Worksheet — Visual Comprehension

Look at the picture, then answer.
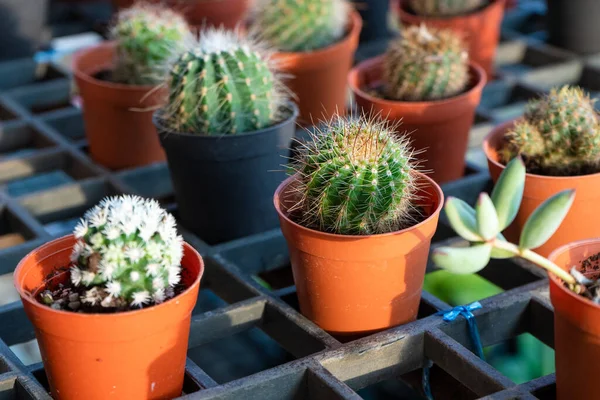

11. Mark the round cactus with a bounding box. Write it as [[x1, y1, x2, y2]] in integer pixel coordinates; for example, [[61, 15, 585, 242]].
[[250, 0, 349, 52], [408, 0, 487, 17], [161, 28, 289, 135], [289, 115, 419, 235], [383, 24, 469, 101], [111, 3, 191, 85], [501, 85, 600, 175], [69, 195, 184, 309]]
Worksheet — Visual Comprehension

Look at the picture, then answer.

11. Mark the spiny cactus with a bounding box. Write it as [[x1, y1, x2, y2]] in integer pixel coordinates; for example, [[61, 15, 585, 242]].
[[161, 28, 289, 135], [69, 195, 184, 309], [408, 0, 487, 17], [250, 0, 350, 52], [383, 24, 469, 101], [111, 3, 191, 85], [500, 85, 600, 176], [289, 115, 419, 235]]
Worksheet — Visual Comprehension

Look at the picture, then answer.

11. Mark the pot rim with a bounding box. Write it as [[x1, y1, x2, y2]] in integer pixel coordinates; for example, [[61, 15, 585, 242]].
[[274, 171, 444, 239], [392, 0, 505, 21], [13, 234, 204, 319]]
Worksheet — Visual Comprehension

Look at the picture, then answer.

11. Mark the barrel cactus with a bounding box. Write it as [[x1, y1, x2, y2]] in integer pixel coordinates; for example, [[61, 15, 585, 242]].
[[250, 0, 350, 52], [500, 85, 600, 176], [289, 115, 419, 235], [408, 0, 487, 17], [383, 24, 469, 101], [111, 3, 191, 85]]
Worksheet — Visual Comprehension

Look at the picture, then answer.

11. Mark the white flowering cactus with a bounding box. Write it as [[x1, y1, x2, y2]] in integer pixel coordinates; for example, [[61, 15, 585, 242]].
[[70, 195, 184, 308]]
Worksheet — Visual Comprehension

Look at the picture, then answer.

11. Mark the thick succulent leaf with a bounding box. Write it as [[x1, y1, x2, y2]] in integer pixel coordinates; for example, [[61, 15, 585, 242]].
[[491, 157, 526, 231], [489, 233, 514, 259], [432, 244, 492, 274], [519, 189, 575, 250], [444, 197, 481, 242], [476, 193, 499, 241]]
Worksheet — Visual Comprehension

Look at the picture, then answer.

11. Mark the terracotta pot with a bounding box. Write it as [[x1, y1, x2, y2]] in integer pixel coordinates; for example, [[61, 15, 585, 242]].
[[111, 0, 249, 29], [348, 56, 486, 184], [274, 172, 443, 336], [272, 10, 362, 126], [392, 0, 505, 78], [14, 235, 203, 400], [483, 120, 600, 257], [73, 42, 166, 170], [549, 239, 600, 400]]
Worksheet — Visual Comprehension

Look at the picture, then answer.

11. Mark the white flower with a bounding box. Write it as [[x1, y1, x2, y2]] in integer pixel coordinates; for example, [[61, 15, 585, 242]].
[[73, 219, 88, 239], [99, 261, 117, 280], [70, 241, 85, 263], [139, 222, 157, 243], [101, 296, 113, 308], [83, 287, 101, 305], [70, 266, 82, 286], [90, 232, 104, 249], [105, 281, 122, 297], [153, 288, 166, 303], [82, 271, 96, 285], [89, 208, 108, 228], [131, 291, 150, 307], [167, 265, 181, 286], [158, 214, 177, 241], [120, 219, 138, 236], [146, 263, 161, 276], [146, 241, 163, 261], [103, 224, 122, 241], [125, 244, 144, 263], [104, 243, 124, 263], [130, 271, 141, 282], [152, 277, 164, 290]]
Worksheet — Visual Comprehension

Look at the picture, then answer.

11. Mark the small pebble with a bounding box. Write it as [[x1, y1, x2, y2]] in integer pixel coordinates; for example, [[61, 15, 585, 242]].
[[50, 303, 62, 310], [69, 293, 79, 302], [68, 301, 81, 310]]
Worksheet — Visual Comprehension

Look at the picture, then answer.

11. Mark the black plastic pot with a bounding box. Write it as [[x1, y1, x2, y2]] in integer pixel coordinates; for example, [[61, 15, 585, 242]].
[[547, 0, 600, 54], [0, 0, 49, 61], [352, 0, 390, 42], [155, 103, 299, 244]]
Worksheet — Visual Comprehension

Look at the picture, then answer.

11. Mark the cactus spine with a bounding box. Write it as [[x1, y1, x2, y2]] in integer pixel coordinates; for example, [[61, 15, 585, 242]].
[[408, 0, 487, 17]]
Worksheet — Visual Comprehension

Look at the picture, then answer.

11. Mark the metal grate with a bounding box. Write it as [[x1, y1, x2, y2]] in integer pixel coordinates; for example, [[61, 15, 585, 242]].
[[0, 1, 598, 398]]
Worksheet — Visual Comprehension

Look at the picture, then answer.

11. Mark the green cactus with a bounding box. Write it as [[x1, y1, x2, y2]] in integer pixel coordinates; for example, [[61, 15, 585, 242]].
[[289, 115, 419, 235], [161, 28, 289, 135], [111, 3, 191, 85], [383, 24, 469, 101], [501, 86, 600, 176], [408, 0, 487, 17], [69, 195, 184, 309], [250, 0, 350, 52]]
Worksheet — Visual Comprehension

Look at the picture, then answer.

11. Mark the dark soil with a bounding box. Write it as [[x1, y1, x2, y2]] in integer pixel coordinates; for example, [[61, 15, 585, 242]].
[[580, 252, 600, 279], [93, 69, 115, 83]]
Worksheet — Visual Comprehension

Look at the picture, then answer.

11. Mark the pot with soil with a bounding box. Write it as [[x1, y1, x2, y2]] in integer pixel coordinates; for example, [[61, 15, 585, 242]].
[[14, 195, 204, 400], [483, 85, 600, 257], [349, 24, 485, 184], [392, 0, 505, 78], [73, 4, 192, 170], [546, 0, 600, 54], [154, 28, 298, 244], [247, 0, 362, 126], [274, 114, 443, 336]]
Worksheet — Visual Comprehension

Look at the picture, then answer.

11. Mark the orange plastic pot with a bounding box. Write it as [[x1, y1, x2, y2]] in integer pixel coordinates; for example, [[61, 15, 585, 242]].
[[549, 239, 600, 400], [14, 235, 204, 400], [392, 0, 505, 78], [483, 120, 600, 257], [73, 42, 166, 170], [271, 10, 362, 126], [348, 56, 486, 184], [274, 173, 443, 336]]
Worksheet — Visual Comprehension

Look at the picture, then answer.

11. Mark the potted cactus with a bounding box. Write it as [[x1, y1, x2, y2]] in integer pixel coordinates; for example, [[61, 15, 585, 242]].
[[73, 3, 191, 170], [13, 195, 204, 399], [247, 0, 362, 126], [274, 114, 443, 336], [348, 24, 486, 184], [483, 85, 600, 257], [153, 28, 299, 244], [392, 0, 505, 78]]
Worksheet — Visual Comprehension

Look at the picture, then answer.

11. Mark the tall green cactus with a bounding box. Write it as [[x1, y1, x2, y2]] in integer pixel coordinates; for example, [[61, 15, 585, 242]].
[[408, 0, 487, 17], [250, 0, 350, 52], [383, 24, 469, 101], [289, 115, 419, 235]]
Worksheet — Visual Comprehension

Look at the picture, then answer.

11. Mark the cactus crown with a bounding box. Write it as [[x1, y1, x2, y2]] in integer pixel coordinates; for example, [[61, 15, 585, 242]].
[[408, 0, 487, 17], [288, 114, 419, 235], [383, 24, 469, 101], [501, 85, 600, 176], [110, 3, 191, 85], [250, 0, 350, 52], [159, 28, 290, 135], [69, 195, 184, 309]]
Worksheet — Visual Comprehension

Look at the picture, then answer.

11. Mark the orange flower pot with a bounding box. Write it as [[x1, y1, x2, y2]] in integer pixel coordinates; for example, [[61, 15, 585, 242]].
[[272, 10, 362, 126], [348, 56, 486, 185], [392, 0, 505, 78], [73, 42, 166, 170], [549, 239, 600, 400], [274, 173, 443, 336], [13, 235, 204, 400], [483, 120, 600, 257]]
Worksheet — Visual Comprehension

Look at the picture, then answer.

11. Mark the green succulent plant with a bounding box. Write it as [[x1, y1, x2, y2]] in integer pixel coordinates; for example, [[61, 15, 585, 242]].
[[383, 24, 469, 101], [408, 0, 487, 17], [250, 0, 350, 52], [288, 114, 419, 235], [111, 3, 192, 85]]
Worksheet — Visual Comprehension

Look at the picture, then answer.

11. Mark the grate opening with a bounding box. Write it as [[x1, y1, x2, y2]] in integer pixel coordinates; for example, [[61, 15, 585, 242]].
[[0, 106, 17, 122], [0, 124, 56, 160], [40, 109, 85, 143], [0, 60, 66, 91]]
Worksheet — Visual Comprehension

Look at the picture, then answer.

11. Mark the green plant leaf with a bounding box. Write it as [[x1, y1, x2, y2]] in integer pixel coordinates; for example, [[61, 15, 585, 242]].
[[491, 157, 526, 231], [519, 189, 575, 250], [444, 197, 481, 242], [432, 244, 492, 274], [490, 233, 514, 259], [476, 193, 499, 240]]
